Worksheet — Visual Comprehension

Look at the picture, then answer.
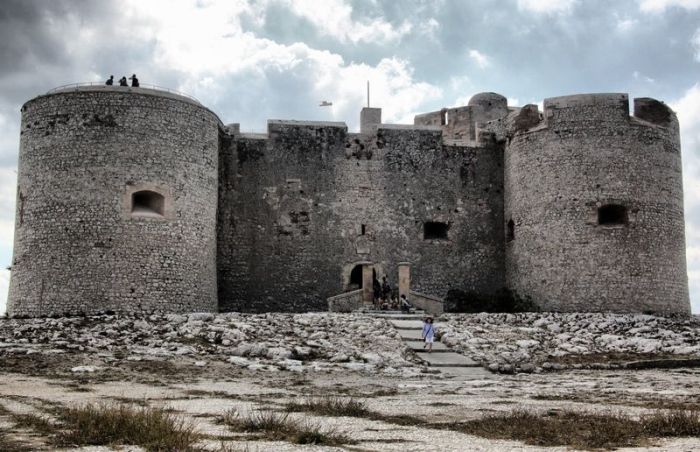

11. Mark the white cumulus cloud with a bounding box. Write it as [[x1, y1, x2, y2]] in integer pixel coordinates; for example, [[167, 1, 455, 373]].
[[0, 167, 16, 315], [468, 49, 491, 69], [517, 0, 577, 14], [0, 269, 8, 315], [672, 84, 700, 312], [639, 0, 700, 12], [118, 0, 439, 129], [284, 0, 413, 44], [616, 18, 639, 32], [693, 28, 700, 61]]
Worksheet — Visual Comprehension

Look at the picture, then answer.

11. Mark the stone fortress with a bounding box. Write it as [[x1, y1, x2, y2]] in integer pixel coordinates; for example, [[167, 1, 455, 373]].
[[6, 85, 691, 316]]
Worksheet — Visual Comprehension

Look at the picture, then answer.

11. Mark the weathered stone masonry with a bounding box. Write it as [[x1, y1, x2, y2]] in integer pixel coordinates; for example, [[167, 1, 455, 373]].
[[6, 86, 691, 316], [8, 87, 219, 316]]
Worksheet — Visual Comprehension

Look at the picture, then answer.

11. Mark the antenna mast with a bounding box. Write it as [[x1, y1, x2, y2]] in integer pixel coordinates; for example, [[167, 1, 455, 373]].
[[367, 80, 370, 108]]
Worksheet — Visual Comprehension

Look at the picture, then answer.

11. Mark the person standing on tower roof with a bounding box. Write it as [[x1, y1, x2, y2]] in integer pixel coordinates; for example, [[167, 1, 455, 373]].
[[119, 76, 128, 87], [129, 74, 139, 87], [105, 75, 114, 86]]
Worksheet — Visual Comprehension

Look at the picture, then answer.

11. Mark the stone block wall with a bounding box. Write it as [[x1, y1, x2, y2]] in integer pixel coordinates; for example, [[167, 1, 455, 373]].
[[6, 88, 691, 316], [504, 93, 689, 314], [217, 118, 505, 312], [7, 87, 220, 316]]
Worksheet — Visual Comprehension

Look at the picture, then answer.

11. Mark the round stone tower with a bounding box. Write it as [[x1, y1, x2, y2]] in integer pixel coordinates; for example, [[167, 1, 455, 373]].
[[7, 86, 221, 316], [504, 93, 690, 314], [468, 92, 509, 122]]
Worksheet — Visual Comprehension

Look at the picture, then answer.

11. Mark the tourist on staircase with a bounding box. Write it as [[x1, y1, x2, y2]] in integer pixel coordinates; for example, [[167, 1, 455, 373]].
[[422, 316, 435, 353], [373, 276, 382, 308], [400, 294, 412, 313]]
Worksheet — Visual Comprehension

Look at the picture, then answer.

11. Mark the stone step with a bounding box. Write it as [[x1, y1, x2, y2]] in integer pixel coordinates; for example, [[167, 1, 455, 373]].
[[415, 351, 481, 368], [396, 329, 425, 340], [371, 314, 427, 321], [364, 309, 425, 313], [365, 309, 425, 315], [404, 340, 450, 352], [389, 320, 445, 331], [388, 319, 424, 329], [438, 366, 493, 379]]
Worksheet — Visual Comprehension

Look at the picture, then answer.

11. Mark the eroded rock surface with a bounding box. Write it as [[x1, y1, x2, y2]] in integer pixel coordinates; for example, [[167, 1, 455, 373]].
[[439, 313, 700, 373]]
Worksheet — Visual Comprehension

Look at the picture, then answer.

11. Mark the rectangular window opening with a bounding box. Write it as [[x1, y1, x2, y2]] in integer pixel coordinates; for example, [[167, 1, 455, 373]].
[[506, 219, 514, 242], [598, 204, 628, 226], [361, 224, 366, 235], [424, 221, 449, 240]]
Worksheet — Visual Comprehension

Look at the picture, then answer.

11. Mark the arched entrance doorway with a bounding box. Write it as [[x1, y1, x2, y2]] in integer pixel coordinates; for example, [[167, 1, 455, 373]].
[[348, 264, 376, 290]]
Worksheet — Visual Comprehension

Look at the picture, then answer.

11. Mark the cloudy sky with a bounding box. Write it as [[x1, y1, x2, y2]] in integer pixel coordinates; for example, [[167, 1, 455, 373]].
[[1, 0, 700, 313]]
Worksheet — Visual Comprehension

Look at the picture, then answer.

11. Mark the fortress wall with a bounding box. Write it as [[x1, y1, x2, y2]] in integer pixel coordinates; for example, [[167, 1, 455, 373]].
[[414, 110, 445, 127], [504, 94, 689, 314], [374, 128, 505, 299], [218, 122, 505, 312], [7, 89, 220, 316], [217, 122, 348, 312]]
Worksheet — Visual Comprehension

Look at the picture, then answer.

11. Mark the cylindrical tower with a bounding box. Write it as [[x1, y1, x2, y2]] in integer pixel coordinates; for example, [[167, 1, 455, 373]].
[[505, 93, 690, 314], [7, 86, 221, 316]]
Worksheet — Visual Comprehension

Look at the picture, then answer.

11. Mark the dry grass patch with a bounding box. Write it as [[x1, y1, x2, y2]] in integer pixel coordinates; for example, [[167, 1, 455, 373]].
[[184, 389, 239, 400], [220, 409, 353, 446], [0, 430, 31, 452], [285, 397, 371, 417], [641, 409, 700, 437], [532, 392, 700, 411], [11, 413, 57, 436], [285, 396, 425, 426], [365, 388, 399, 398], [53, 402, 201, 451], [449, 409, 700, 450]]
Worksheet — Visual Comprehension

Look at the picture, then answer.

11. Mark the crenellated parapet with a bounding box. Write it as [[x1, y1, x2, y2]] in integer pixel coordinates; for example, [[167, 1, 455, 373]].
[[493, 93, 678, 136], [414, 92, 511, 143]]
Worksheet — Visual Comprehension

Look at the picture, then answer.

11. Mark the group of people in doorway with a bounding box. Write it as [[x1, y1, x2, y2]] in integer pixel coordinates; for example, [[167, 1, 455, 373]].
[[372, 275, 435, 351], [105, 74, 139, 87], [371, 275, 434, 352], [373, 276, 412, 312]]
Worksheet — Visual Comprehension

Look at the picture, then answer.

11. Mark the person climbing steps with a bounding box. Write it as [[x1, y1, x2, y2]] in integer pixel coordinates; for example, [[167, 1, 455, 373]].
[[422, 316, 435, 353]]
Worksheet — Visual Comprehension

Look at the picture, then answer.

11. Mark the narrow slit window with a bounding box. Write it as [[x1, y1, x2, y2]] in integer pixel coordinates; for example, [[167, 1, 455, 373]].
[[506, 219, 515, 242], [131, 190, 165, 218], [424, 221, 449, 240], [361, 224, 366, 235], [598, 204, 628, 226]]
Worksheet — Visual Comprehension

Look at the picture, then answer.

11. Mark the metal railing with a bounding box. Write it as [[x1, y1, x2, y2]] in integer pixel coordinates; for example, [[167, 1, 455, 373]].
[[46, 82, 202, 104]]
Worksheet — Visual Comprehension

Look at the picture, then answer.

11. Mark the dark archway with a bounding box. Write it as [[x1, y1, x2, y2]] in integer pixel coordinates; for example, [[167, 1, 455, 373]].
[[348, 264, 376, 290], [349, 265, 363, 288]]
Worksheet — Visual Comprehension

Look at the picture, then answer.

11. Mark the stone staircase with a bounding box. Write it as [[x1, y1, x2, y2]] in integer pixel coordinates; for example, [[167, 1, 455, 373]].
[[365, 310, 492, 379]]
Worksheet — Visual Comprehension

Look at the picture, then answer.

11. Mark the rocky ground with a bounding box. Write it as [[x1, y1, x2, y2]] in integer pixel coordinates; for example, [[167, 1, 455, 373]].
[[0, 312, 699, 450], [0, 313, 425, 380], [0, 312, 698, 378], [438, 312, 700, 373]]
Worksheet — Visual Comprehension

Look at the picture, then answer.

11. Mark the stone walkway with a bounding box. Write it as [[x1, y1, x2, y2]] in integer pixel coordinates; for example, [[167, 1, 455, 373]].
[[368, 311, 492, 379]]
